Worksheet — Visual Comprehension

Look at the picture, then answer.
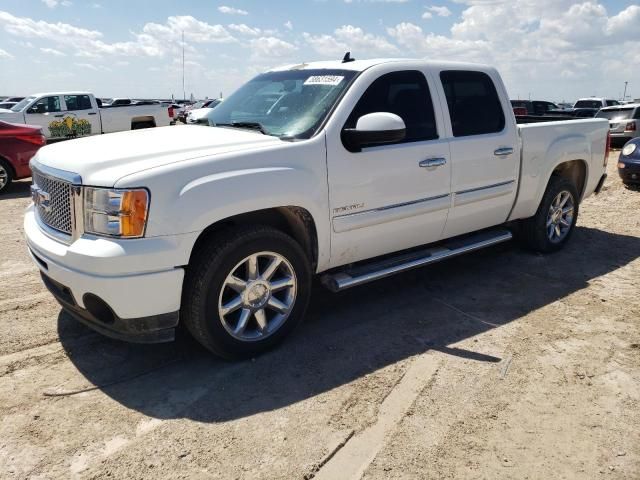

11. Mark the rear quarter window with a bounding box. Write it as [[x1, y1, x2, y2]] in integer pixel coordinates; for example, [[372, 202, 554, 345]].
[[440, 70, 505, 137]]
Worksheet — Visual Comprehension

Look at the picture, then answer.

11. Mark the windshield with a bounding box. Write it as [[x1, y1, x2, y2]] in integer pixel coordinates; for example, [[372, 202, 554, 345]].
[[11, 96, 36, 112], [596, 108, 635, 121], [574, 100, 602, 109], [205, 69, 358, 139]]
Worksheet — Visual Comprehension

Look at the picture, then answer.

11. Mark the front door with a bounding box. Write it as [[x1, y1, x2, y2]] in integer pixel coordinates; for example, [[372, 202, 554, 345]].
[[326, 69, 451, 267], [23, 95, 65, 139]]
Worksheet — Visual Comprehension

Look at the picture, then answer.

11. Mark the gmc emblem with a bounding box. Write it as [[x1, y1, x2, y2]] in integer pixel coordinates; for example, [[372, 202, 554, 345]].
[[30, 185, 52, 213]]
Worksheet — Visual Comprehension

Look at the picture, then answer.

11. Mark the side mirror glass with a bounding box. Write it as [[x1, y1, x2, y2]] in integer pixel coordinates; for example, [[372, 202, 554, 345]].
[[342, 112, 406, 152]]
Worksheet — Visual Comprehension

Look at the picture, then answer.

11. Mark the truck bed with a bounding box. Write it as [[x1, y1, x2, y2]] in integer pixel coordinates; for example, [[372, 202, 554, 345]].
[[509, 118, 609, 221]]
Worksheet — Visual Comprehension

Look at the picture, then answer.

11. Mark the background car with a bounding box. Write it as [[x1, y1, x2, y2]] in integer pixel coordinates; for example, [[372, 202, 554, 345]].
[[0, 102, 18, 110], [510, 100, 559, 116], [186, 98, 223, 124], [617, 139, 640, 186], [596, 104, 640, 147], [0, 121, 46, 194], [574, 98, 620, 109]]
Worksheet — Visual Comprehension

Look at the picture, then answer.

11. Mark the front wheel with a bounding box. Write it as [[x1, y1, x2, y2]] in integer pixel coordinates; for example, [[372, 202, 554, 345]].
[[519, 176, 579, 253], [181, 225, 312, 359]]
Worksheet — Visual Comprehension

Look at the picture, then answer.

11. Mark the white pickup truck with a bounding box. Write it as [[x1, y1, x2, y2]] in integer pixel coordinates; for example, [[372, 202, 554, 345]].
[[24, 59, 609, 358], [0, 92, 172, 140]]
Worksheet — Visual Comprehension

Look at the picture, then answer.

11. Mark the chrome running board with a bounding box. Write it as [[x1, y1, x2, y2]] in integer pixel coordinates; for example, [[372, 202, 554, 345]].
[[321, 228, 513, 292]]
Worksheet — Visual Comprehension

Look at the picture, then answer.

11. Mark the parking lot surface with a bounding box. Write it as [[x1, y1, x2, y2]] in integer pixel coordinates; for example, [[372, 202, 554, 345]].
[[0, 152, 638, 479]]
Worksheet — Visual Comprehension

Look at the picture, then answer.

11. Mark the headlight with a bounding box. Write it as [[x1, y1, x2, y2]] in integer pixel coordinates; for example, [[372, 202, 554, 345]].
[[622, 143, 637, 157], [84, 187, 149, 238]]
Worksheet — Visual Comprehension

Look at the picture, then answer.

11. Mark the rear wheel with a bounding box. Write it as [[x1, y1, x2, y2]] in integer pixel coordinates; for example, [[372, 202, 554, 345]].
[[519, 176, 579, 253], [131, 121, 155, 130], [0, 159, 13, 194], [181, 225, 312, 359]]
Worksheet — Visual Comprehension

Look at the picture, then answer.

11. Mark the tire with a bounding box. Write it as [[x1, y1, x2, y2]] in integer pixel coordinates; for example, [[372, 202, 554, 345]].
[[519, 175, 579, 253], [181, 225, 312, 359], [0, 159, 13, 194], [131, 121, 154, 130]]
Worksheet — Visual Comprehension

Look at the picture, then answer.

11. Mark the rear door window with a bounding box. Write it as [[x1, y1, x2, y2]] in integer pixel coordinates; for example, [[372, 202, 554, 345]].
[[64, 95, 93, 110], [440, 70, 505, 137]]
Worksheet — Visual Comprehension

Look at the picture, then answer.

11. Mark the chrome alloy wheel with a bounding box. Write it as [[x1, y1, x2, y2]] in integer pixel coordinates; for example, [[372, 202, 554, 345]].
[[218, 251, 297, 341], [546, 190, 574, 243], [0, 164, 7, 190]]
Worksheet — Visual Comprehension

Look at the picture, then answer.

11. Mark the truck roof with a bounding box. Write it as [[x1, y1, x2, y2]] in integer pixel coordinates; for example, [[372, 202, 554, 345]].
[[600, 103, 640, 110], [28, 91, 93, 97], [270, 58, 492, 73]]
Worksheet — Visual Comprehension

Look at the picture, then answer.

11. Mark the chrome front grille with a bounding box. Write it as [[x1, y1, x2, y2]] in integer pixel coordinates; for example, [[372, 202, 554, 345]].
[[32, 169, 73, 235]]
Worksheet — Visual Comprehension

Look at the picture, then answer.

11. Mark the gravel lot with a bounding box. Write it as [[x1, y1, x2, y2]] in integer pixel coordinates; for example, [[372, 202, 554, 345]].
[[0, 151, 638, 479]]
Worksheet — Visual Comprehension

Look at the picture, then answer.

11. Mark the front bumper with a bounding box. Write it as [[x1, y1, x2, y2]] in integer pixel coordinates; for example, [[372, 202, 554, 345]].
[[24, 207, 197, 342], [40, 271, 179, 343], [618, 161, 640, 184]]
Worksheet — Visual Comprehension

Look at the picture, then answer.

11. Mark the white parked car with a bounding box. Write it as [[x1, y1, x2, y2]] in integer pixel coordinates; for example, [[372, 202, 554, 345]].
[[595, 103, 640, 145], [0, 92, 172, 140], [573, 97, 620, 109], [24, 59, 609, 358], [186, 98, 223, 124]]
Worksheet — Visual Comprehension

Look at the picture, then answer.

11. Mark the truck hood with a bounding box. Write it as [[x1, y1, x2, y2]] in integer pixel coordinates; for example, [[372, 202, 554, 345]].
[[33, 125, 283, 186], [0, 110, 24, 121]]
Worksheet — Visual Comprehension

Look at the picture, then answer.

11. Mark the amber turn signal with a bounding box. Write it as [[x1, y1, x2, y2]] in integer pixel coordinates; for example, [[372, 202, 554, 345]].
[[121, 190, 149, 237]]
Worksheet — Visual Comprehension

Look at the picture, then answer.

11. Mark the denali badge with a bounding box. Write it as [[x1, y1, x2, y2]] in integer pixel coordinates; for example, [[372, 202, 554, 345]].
[[333, 203, 364, 214], [30, 185, 52, 213]]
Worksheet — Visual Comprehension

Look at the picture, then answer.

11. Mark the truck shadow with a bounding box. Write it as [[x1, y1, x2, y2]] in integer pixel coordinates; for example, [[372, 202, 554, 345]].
[[57, 225, 640, 422], [1, 179, 31, 200]]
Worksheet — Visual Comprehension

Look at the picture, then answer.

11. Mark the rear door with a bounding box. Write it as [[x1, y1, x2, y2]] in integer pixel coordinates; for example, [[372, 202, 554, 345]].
[[61, 94, 100, 137], [436, 69, 520, 238]]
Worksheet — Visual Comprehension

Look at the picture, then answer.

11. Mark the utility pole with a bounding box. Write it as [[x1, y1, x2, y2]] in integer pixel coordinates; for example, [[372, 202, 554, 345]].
[[182, 31, 186, 102], [623, 81, 628, 101]]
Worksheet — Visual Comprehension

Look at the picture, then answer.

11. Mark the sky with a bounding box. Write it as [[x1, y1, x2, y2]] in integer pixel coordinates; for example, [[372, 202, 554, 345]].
[[0, 0, 638, 102]]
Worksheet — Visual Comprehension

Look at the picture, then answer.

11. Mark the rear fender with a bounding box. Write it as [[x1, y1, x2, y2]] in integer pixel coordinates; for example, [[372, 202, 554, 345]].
[[509, 134, 590, 220]]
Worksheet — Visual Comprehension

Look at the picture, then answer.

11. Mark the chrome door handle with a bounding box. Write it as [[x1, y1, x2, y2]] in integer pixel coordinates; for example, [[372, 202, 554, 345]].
[[54, 114, 63, 118], [419, 158, 447, 168], [494, 147, 514, 156]]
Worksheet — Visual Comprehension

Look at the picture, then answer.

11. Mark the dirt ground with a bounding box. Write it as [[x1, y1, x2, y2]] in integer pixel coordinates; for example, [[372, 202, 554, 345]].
[[0, 151, 638, 480]]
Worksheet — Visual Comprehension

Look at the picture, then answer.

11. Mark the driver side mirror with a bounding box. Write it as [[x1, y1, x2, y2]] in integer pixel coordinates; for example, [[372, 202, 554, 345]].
[[341, 112, 406, 153], [28, 105, 45, 114]]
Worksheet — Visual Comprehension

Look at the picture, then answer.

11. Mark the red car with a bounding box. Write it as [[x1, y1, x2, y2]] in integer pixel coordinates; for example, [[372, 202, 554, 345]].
[[0, 121, 46, 194]]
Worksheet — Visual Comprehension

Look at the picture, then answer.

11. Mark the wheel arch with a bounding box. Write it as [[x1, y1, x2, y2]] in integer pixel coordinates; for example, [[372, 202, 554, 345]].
[[550, 158, 588, 200], [131, 116, 156, 128], [0, 155, 17, 178], [187, 206, 319, 271]]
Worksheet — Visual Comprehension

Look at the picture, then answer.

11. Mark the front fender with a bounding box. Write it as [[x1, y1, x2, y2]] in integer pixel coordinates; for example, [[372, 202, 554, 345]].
[[116, 136, 331, 270]]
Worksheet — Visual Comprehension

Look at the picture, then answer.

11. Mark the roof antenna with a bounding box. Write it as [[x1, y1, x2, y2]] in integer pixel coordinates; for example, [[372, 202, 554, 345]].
[[342, 51, 355, 63]]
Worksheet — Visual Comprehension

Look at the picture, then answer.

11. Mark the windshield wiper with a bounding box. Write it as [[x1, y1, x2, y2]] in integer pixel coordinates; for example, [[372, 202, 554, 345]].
[[213, 122, 269, 135]]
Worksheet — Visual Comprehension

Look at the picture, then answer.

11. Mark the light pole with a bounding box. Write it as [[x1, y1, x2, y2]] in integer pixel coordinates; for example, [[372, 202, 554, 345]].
[[182, 31, 186, 102], [623, 81, 628, 101]]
